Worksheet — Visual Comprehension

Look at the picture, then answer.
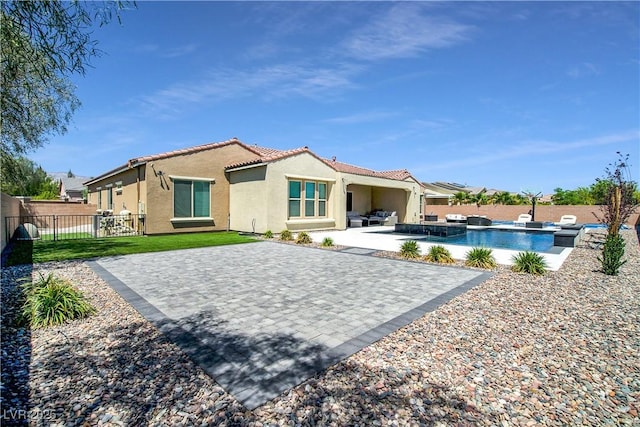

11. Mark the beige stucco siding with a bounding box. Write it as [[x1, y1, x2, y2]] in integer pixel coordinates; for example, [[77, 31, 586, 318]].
[[144, 143, 256, 234], [230, 153, 336, 233], [342, 174, 421, 225], [228, 166, 268, 233], [86, 167, 142, 214]]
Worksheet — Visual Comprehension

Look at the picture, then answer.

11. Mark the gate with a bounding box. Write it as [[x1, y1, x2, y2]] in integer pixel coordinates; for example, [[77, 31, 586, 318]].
[[5, 214, 146, 242]]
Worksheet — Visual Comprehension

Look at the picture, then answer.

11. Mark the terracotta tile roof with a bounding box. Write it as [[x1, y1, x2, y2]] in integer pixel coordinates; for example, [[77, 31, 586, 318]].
[[225, 146, 313, 169], [129, 137, 259, 166], [322, 158, 416, 182]]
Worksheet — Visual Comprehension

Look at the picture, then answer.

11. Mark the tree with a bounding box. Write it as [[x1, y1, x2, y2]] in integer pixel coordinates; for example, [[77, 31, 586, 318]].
[[0, 156, 60, 199], [493, 191, 515, 205], [594, 152, 638, 238], [452, 192, 468, 206], [594, 153, 638, 276], [1, 1, 134, 160]]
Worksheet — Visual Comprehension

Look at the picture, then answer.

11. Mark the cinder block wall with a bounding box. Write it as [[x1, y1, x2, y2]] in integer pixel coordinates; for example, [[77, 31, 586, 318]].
[[1, 193, 22, 251], [20, 200, 98, 217], [424, 204, 640, 226]]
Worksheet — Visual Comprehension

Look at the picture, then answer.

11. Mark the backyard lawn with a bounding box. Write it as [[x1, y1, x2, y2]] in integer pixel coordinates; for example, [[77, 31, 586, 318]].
[[3, 232, 257, 266]]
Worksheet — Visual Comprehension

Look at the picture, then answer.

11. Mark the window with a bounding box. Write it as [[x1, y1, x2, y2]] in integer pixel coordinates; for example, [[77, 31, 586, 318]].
[[288, 179, 328, 218], [318, 183, 327, 216], [174, 179, 210, 218], [288, 180, 301, 217], [305, 182, 315, 216], [97, 190, 102, 209], [107, 187, 113, 210]]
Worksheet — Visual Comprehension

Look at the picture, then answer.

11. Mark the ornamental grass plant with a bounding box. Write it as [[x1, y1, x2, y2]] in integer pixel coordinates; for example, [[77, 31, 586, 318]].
[[399, 240, 421, 259], [465, 247, 497, 269], [423, 245, 455, 264], [511, 251, 548, 275], [20, 273, 96, 329]]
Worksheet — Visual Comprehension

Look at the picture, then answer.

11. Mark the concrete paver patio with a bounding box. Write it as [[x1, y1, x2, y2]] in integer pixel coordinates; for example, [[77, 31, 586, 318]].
[[89, 241, 491, 409]]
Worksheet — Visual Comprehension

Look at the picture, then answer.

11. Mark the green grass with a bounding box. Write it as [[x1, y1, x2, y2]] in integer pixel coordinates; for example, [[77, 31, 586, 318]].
[[39, 232, 94, 241], [5, 232, 257, 265]]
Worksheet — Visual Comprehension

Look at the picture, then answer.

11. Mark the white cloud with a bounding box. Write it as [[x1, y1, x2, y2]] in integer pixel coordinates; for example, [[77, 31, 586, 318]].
[[322, 111, 399, 124], [422, 130, 640, 172], [342, 4, 473, 61], [567, 62, 601, 78], [136, 63, 361, 117]]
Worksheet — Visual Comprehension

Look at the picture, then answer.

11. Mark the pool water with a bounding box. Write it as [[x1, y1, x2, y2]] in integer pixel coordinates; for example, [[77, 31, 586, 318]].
[[409, 229, 555, 252]]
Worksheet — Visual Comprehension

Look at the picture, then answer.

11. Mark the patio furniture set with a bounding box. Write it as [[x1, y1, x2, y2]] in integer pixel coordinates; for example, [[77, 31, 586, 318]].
[[347, 210, 398, 227]]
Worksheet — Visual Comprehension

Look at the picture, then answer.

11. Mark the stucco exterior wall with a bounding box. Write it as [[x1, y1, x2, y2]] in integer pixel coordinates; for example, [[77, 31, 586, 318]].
[[229, 166, 268, 233], [144, 143, 255, 234], [1, 193, 22, 251], [229, 153, 337, 233], [86, 167, 142, 214], [343, 175, 421, 224]]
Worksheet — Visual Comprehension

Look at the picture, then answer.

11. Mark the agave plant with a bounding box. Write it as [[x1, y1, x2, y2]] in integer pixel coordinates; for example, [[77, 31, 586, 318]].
[[399, 240, 421, 259], [465, 247, 496, 269], [512, 251, 547, 275], [424, 245, 455, 264]]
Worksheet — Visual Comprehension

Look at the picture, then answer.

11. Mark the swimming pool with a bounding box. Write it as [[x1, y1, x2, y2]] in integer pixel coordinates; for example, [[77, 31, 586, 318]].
[[405, 229, 556, 253]]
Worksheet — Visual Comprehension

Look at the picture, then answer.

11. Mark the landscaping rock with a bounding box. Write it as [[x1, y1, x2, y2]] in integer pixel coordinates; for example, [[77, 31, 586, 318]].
[[1, 230, 638, 426]]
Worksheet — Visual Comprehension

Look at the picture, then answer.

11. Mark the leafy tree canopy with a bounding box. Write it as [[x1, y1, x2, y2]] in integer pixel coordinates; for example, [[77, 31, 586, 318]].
[[1, 155, 59, 199], [0, 0, 134, 159]]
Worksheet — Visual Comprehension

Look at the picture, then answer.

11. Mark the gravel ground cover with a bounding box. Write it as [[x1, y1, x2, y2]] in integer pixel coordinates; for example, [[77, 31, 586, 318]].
[[1, 230, 638, 426]]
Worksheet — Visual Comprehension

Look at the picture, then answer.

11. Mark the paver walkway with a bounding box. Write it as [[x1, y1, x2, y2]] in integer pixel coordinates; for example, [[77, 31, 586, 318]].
[[89, 241, 491, 409]]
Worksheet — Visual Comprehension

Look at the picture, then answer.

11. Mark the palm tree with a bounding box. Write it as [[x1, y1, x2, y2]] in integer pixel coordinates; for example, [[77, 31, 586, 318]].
[[452, 191, 468, 205], [493, 191, 514, 205]]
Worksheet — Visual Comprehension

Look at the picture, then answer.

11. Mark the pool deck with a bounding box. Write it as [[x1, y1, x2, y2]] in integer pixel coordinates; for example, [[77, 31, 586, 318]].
[[309, 225, 574, 271]]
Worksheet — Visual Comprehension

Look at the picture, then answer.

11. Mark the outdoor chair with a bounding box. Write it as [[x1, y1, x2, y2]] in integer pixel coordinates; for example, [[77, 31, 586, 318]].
[[554, 214, 577, 226], [514, 214, 532, 226]]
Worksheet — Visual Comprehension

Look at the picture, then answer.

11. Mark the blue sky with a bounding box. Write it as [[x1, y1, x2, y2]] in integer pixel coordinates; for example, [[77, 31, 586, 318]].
[[34, 1, 639, 193]]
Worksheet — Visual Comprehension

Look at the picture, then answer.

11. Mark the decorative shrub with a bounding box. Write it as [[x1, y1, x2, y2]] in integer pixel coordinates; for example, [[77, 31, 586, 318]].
[[20, 273, 96, 328], [279, 229, 293, 241], [599, 233, 626, 276], [263, 230, 273, 239], [465, 247, 497, 269], [399, 240, 421, 259], [424, 245, 455, 264], [511, 251, 547, 275], [321, 237, 334, 247], [295, 231, 312, 244]]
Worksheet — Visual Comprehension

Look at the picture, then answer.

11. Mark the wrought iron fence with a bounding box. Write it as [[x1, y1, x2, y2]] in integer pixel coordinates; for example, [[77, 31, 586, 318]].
[[5, 214, 146, 242]]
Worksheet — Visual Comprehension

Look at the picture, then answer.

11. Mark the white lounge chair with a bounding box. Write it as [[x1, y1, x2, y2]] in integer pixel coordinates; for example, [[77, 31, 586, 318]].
[[555, 214, 577, 226], [514, 214, 532, 226]]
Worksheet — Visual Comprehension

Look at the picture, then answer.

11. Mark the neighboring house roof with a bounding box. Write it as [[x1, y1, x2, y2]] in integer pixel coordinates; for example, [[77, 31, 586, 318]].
[[61, 176, 89, 192]]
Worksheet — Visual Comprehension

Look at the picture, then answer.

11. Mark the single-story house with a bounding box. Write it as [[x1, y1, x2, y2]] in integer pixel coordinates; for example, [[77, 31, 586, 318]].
[[84, 138, 423, 235], [49, 172, 90, 202]]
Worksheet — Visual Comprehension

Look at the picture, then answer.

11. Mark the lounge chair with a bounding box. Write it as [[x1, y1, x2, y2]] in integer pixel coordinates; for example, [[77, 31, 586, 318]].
[[383, 211, 398, 226], [554, 214, 577, 226], [514, 214, 532, 226], [347, 211, 368, 227], [445, 214, 467, 223]]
